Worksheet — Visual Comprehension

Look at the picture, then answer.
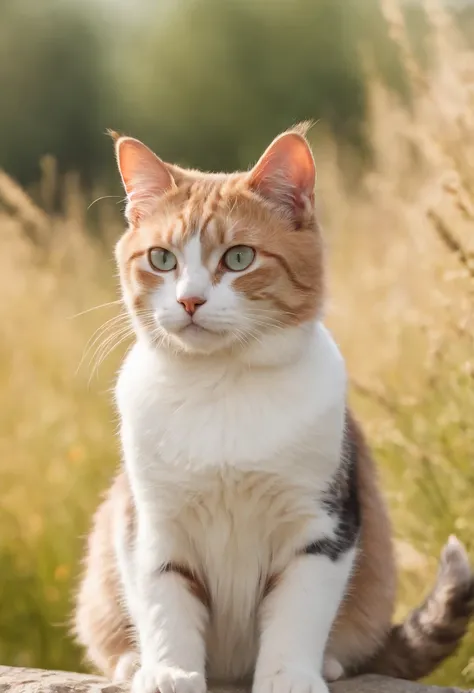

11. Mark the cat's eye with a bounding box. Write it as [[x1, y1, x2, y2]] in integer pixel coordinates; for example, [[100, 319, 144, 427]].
[[148, 247, 177, 272], [222, 245, 255, 272]]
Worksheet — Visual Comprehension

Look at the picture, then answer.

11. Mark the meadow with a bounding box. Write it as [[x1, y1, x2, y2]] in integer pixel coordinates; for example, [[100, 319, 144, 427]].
[[1, 1, 473, 687]]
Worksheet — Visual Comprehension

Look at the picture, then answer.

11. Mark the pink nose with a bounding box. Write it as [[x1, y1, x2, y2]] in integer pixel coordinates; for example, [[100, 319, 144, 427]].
[[178, 296, 206, 316]]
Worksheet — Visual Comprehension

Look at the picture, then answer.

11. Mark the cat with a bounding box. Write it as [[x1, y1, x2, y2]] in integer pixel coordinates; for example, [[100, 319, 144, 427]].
[[74, 125, 474, 693]]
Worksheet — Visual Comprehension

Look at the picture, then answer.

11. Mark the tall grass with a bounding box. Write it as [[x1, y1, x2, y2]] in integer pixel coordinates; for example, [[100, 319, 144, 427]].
[[0, 0, 473, 685], [0, 170, 124, 671]]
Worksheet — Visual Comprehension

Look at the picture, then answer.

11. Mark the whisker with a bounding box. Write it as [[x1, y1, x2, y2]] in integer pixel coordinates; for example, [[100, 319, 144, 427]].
[[79, 307, 153, 361], [75, 314, 132, 375], [87, 195, 122, 210], [68, 300, 122, 320], [88, 325, 134, 370], [89, 330, 135, 383]]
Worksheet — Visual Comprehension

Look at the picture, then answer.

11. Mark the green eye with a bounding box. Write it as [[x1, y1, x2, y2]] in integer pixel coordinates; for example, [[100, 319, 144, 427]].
[[148, 247, 177, 272], [223, 245, 255, 272]]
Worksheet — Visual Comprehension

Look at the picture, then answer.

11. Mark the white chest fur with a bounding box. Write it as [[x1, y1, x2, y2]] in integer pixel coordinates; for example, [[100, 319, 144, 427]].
[[115, 323, 347, 681], [116, 323, 346, 477]]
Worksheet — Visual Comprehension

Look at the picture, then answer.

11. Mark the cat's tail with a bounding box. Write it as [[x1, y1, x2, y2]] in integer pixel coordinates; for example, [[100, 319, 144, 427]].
[[361, 535, 474, 680]]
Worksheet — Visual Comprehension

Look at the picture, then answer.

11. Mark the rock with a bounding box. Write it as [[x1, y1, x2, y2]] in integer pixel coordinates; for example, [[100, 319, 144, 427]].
[[330, 675, 467, 693], [0, 667, 124, 693], [0, 667, 469, 693]]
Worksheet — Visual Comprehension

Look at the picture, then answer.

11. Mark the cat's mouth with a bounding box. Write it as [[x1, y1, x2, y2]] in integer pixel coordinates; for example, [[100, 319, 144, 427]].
[[181, 323, 210, 334], [177, 320, 227, 340], [161, 317, 237, 353], [172, 320, 233, 353]]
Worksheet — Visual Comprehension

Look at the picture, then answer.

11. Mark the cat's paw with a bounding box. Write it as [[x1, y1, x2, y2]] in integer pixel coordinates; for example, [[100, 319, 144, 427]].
[[322, 657, 344, 682], [132, 665, 206, 693], [113, 652, 139, 681], [253, 667, 329, 693]]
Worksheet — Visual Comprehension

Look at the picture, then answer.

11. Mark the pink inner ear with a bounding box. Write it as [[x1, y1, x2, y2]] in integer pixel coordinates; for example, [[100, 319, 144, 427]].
[[249, 132, 316, 211], [115, 137, 175, 223]]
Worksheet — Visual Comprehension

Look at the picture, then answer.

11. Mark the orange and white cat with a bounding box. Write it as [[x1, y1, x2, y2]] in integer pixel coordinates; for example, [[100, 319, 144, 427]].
[[74, 126, 474, 693]]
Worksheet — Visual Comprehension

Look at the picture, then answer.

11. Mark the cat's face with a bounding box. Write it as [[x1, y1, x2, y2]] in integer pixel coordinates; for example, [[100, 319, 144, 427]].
[[114, 127, 324, 355]]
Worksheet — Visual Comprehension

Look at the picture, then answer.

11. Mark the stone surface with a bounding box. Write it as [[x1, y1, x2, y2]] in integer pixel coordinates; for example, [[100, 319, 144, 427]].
[[330, 675, 468, 693], [0, 668, 469, 693]]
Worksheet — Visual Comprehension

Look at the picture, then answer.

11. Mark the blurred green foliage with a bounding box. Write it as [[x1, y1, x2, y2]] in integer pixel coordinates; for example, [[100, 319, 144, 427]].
[[0, 0, 429, 186], [0, 0, 115, 184]]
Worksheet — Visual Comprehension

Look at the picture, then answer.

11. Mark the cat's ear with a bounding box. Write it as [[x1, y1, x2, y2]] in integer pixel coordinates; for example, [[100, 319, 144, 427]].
[[111, 133, 175, 225], [248, 130, 315, 224]]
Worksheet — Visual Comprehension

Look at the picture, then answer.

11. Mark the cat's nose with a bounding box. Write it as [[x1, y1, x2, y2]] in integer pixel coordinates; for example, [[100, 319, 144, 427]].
[[177, 296, 207, 316]]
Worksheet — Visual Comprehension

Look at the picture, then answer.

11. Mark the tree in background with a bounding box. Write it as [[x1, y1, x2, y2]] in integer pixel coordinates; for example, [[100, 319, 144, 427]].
[[2, 0, 469, 186], [0, 0, 116, 185], [114, 0, 409, 172]]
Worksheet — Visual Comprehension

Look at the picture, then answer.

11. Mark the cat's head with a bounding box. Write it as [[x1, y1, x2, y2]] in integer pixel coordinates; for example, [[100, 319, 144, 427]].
[[113, 126, 325, 356]]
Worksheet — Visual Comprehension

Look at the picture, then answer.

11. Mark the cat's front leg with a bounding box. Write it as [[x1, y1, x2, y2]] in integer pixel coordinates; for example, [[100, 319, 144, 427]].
[[253, 548, 355, 693], [129, 529, 209, 693]]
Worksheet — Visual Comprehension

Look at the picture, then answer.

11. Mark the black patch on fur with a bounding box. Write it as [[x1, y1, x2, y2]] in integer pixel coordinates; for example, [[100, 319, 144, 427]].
[[304, 414, 361, 562]]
